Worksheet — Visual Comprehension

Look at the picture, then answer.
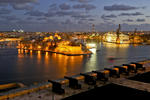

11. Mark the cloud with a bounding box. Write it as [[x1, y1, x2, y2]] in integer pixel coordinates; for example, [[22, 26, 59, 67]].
[[146, 16, 150, 17], [71, 14, 92, 19], [49, 4, 58, 10], [119, 12, 144, 16], [101, 14, 117, 20], [136, 18, 145, 22], [36, 17, 47, 21], [0, 0, 37, 4], [73, 4, 96, 10], [0, 8, 11, 14], [78, 20, 85, 24], [123, 19, 134, 22], [104, 4, 141, 11], [69, 0, 94, 3], [87, 18, 95, 21], [45, 3, 94, 20], [12, 3, 33, 10], [44, 12, 56, 17], [26, 17, 33, 20], [59, 3, 71, 10], [55, 11, 81, 17], [25, 10, 45, 17], [0, 0, 38, 10], [61, 19, 73, 24], [0, 15, 20, 21]]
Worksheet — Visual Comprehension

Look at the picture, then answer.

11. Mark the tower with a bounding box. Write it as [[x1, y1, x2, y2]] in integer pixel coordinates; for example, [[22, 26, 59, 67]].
[[92, 24, 95, 33]]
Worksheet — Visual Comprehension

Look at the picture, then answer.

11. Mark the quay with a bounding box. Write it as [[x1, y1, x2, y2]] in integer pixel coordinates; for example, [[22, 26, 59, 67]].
[[17, 48, 92, 56], [1, 60, 150, 99]]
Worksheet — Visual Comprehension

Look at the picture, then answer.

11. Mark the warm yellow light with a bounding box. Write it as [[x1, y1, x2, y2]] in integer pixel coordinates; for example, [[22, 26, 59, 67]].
[[30, 50, 33, 53], [24, 47, 27, 50], [107, 36, 112, 42], [18, 49, 21, 54], [86, 43, 96, 48], [43, 37, 49, 41], [25, 50, 28, 53], [38, 45, 41, 49], [38, 50, 41, 54], [57, 36, 61, 40], [49, 36, 54, 40], [45, 52, 48, 56], [29, 45, 33, 49], [45, 47, 49, 50]]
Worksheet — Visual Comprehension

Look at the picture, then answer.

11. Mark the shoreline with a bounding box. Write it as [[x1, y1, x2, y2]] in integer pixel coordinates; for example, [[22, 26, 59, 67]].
[[17, 48, 93, 56]]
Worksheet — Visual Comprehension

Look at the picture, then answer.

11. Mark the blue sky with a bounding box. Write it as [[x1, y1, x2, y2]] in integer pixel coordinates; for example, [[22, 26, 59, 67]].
[[0, 0, 150, 32]]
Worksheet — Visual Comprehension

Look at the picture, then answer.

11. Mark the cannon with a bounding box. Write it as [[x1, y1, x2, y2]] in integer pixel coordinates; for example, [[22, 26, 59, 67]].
[[92, 70, 109, 82], [80, 73, 96, 85], [114, 66, 129, 75], [131, 62, 146, 71], [48, 80, 65, 94], [122, 64, 137, 73], [104, 68, 120, 78], [64, 76, 81, 89]]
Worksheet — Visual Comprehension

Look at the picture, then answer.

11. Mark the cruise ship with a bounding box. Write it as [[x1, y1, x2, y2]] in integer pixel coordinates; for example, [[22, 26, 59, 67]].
[[103, 24, 143, 44], [103, 32, 130, 44]]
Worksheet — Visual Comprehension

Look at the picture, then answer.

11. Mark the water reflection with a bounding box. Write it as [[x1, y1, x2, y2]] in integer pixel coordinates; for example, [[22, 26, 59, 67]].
[[44, 52, 49, 67], [37, 50, 41, 64], [103, 42, 129, 48], [30, 50, 33, 58], [1, 41, 150, 85], [103, 43, 129, 67], [16, 50, 86, 84]]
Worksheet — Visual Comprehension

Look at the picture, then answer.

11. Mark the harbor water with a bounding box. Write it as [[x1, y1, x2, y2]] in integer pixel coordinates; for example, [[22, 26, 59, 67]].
[[0, 41, 150, 85]]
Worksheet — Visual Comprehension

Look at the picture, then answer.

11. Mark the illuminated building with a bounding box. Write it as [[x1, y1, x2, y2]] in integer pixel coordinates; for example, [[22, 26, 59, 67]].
[[54, 41, 92, 55], [103, 32, 130, 44], [17, 35, 92, 56]]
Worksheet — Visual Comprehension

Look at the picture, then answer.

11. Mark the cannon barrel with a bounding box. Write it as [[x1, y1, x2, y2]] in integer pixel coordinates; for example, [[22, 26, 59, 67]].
[[122, 64, 137, 73], [64, 76, 81, 89], [114, 66, 129, 75], [104, 68, 120, 78], [80, 73, 96, 85], [131, 62, 145, 71], [48, 80, 65, 94], [92, 70, 109, 82]]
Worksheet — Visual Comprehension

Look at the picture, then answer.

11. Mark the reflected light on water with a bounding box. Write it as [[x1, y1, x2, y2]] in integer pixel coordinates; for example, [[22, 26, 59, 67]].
[[89, 48, 96, 54], [86, 43, 96, 48], [18, 49, 24, 58], [37, 50, 41, 64], [25, 50, 28, 53], [103, 42, 129, 48], [30, 50, 33, 58], [44, 52, 49, 67], [85, 48, 97, 72], [5, 41, 150, 85], [18, 49, 21, 54], [30, 50, 33, 53], [21, 49, 24, 53]]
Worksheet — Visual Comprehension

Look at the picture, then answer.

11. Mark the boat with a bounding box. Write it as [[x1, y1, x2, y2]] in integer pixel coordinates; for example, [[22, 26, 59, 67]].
[[103, 32, 130, 44], [103, 24, 143, 44]]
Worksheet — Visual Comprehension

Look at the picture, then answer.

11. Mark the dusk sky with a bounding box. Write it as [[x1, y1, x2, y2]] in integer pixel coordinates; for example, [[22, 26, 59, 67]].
[[0, 0, 150, 32]]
